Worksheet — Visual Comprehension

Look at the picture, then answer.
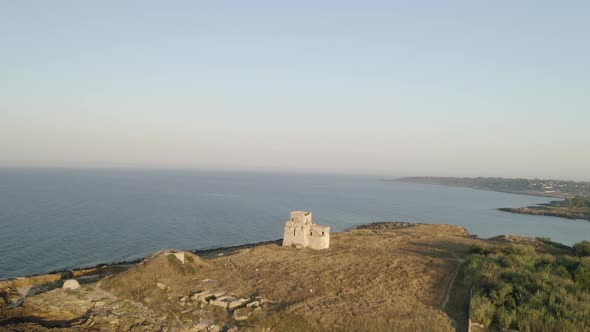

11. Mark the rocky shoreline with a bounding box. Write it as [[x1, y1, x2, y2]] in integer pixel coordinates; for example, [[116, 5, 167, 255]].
[[1, 239, 285, 285], [0, 222, 420, 301], [3, 222, 417, 284], [0, 239, 290, 314], [498, 206, 590, 221]]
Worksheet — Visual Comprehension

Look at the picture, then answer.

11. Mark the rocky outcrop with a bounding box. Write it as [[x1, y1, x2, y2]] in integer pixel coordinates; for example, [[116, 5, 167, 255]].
[[0, 284, 170, 331], [188, 288, 268, 323]]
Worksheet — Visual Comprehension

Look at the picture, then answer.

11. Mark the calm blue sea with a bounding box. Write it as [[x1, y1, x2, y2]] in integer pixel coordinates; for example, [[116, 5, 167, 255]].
[[1, 169, 589, 280]]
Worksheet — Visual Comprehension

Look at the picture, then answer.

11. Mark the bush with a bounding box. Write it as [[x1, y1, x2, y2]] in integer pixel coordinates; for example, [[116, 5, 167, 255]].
[[463, 255, 486, 287], [536, 237, 572, 251], [573, 241, 590, 257], [166, 253, 178, 263], [471, 294, 494, 327], [468, 242, 590, 330], [470, 244, 493, 255], [574, 265, 590, 290], [494, 307, 515, 330]]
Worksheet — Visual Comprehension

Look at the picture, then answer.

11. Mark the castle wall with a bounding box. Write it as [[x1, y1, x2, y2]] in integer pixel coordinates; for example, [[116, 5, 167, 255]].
[[282, 223, 310, 248], [282, 224, 295, 247], [309, 234, 329, 250], [309, 225, 330, 250]]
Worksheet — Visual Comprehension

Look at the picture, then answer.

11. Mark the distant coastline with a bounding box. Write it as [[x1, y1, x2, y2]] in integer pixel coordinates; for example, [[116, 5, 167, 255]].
[[385, 177, 590, 222], [386, 176, 590, 198]]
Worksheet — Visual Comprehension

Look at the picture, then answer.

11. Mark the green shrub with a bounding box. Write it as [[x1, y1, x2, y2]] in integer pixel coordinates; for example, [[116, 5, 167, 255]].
[[468, 242, 590, 330], [166, 254, 182, 268], [502, 244, 536, 256], [494, 307, 515, 330], [471, 294, 494, 327], [470, 244, 493, 255], [574, 265, 590, 290], [536, 237, 572, 251], [463, 255, 486, 287], [573, 241, 590, 257]]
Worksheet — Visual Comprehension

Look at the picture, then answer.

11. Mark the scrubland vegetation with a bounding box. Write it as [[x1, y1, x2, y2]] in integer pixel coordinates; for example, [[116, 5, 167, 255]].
[[464, 241, 590, 331]]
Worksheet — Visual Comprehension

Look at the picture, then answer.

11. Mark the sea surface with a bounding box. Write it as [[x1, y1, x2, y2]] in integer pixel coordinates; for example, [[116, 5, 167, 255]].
[[1, 169, 589, 280]]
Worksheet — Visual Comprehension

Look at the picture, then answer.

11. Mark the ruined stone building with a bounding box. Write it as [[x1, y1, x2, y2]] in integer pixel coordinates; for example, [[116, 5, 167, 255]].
[[282, 211, 330, 250]]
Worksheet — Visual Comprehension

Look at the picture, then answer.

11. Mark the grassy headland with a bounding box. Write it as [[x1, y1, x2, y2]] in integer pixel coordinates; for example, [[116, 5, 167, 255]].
[[2, 224, 589, 331], [498, 196, 590, 222], [1, 223, 478, 331]]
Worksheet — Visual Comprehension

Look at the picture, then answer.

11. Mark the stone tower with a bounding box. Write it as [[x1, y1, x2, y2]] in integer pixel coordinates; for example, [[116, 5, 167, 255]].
[[282, 211, 330, 250]]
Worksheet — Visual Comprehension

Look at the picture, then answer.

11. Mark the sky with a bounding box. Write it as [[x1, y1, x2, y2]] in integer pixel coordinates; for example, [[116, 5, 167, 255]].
[[1, 1, 589, 179]]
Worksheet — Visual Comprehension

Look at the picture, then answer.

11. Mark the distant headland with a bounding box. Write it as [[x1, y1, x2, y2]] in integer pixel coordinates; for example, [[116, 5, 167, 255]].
[[386, 176, 590, 198], [384, 177, 590, 222]]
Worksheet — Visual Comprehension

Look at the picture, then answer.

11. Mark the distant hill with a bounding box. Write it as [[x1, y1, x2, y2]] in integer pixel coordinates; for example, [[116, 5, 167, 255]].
[[388, 176, 590, 198]]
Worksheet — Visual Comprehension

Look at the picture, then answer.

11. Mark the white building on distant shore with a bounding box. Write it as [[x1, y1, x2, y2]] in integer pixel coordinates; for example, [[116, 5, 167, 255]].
[[282, 211, 330, 250]]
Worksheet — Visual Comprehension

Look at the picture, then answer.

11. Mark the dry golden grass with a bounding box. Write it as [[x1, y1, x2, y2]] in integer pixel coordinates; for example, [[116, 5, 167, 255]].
[[100, 224, 485, 331]]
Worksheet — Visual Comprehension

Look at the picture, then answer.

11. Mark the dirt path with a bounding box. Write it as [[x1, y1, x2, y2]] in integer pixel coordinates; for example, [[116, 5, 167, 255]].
[[442, 258, 465, 310], [442, 256, 469, 332]]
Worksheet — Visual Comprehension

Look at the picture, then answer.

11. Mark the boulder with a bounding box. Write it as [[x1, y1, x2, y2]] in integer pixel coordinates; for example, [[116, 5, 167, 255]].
[[226, 326, 239, 332], [62, 279, 80, 290], [233, 307, 255, 321], [172, 252, 185, 264], [194, 319, 216, 331], [247, 300, 260, 308], [210, 296, 233, 308], [227, 298, 249, 310], [212, 290, 226, 298], [191, 291, 214, 303], [201, 279, 219, 287], [17, 286, 31, 297], [156, 282, 169, 291]]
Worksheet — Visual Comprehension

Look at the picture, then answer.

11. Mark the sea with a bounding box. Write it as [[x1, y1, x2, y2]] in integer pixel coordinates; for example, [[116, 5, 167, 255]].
[[1, 168, 589, 280]]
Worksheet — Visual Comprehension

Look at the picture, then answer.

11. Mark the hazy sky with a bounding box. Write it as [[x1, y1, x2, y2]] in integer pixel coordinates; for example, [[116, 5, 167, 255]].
[[2, 1, 589, 179]]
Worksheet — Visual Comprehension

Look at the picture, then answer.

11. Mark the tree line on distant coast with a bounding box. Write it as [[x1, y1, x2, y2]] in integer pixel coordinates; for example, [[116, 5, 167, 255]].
[[464, 240, 590, 331], [559, 196, 590, 209], [395, 177, 590, 197]]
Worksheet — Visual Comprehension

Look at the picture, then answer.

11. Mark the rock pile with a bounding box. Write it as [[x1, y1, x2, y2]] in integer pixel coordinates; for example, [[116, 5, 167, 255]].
[[188, 282, 271, 323]]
